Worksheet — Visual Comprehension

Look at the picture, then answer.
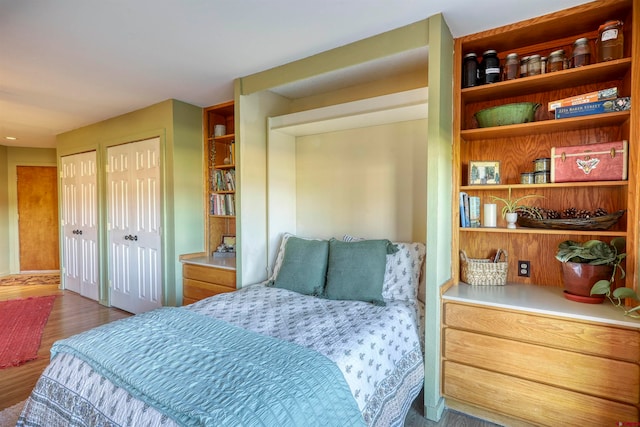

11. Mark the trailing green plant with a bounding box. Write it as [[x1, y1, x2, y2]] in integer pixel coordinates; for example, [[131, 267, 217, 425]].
[[556, 237, 638, 318], [491, 187, 543, 219]]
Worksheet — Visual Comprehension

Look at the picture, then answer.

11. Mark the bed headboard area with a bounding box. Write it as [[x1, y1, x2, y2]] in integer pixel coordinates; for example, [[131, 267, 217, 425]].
[[266, 88, 428, 277]]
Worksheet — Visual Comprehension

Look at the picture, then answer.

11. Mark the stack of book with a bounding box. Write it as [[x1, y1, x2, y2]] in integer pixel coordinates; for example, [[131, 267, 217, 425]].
[[550, 87, 631, 119]]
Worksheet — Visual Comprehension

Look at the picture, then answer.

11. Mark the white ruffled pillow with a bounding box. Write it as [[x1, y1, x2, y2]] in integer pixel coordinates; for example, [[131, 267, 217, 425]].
[[343, 235, 425, 303]]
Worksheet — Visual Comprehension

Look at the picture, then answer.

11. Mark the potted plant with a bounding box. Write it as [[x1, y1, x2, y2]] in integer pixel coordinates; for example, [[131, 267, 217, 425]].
[[491, 187, 543, 228], [582, 238, 640, 318], [555, 237, 626, 304]]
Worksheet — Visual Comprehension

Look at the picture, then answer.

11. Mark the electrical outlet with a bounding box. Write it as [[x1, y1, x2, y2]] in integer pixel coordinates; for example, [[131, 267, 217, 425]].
[[518, 260, 530, 277]]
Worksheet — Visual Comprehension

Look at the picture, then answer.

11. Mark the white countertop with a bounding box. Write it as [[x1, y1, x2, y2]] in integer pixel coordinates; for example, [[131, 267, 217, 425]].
[[180, 255, 236, 270], [443, 283, 640, 329]]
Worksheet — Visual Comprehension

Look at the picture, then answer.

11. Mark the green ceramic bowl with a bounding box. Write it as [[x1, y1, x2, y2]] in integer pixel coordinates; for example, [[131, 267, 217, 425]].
[[474, 102, 541, 128]]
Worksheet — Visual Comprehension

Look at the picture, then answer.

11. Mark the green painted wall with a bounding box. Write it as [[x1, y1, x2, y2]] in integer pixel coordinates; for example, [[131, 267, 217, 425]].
[[56, 99, 203, 306]]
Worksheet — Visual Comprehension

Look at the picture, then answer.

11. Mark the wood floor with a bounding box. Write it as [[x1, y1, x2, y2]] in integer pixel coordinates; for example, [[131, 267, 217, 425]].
[[0, 285, 131, 410]]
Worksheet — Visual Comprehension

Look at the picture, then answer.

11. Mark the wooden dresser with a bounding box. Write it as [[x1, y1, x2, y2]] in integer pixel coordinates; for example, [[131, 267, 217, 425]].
[[180, 254, 236, 305], [442, 284, 640, 426]]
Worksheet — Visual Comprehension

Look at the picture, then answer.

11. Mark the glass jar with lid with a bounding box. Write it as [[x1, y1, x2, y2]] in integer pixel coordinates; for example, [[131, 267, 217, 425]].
[[462, 52, 479, 88], [481, 50, 500, 84], [527, 54, 542, 76], [547, 49, 566, 73], [520, 56, 529, 78], [503, 53, 519, 80], [597, 20, 624, 62], [571, 37, 591, 67]]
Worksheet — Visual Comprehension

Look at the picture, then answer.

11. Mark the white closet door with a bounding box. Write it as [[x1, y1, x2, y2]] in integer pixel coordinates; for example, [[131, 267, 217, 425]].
[[107, 137, 162, 314], [60, 151, 98, 300]]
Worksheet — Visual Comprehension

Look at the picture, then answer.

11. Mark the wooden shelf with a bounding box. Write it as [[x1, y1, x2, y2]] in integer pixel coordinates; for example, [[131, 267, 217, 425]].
[[461, 58, 631, 103], [461, 181, 629, 191], [461, 111, 630, 140], [207, 133, 235, 143], [460, 227, 626, 237]]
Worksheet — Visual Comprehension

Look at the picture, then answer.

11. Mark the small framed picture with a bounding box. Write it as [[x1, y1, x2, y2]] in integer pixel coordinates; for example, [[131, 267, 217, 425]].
[[222, 235, 236, 248], [469, 161, 501, 185]]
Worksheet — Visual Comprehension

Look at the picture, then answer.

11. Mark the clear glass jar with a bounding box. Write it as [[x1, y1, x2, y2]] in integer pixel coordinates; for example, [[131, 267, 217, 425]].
[[527, 54, 542, 76], [547, 49, 566, 73], [482, 50, 500, 84], [572, 37, 591, 67], [503, 53, 519, 80], [462, 53, 478, 88], [540, 56, 547, 74], [598, 20, 624, 62], [520, 56, 529, 78]]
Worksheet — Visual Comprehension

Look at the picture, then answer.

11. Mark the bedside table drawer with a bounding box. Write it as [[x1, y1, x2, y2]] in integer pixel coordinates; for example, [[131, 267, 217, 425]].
[[444, 302, 640, 362], [183, 263, 235, 287], [444, 328, 639, 404]]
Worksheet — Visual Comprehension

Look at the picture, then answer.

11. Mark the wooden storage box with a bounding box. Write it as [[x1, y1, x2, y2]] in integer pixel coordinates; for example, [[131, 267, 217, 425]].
[[550, 140, 628, 183]]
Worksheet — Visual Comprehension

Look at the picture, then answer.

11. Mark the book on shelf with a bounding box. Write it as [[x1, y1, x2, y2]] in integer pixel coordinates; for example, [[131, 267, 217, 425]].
[[210, 193, 235, 216], [554, 97, 631, 119], [547, 87, 618, 111], [459, 192, 470, 228], [469, 196, 481, 228], [211, 169, 236, 191]]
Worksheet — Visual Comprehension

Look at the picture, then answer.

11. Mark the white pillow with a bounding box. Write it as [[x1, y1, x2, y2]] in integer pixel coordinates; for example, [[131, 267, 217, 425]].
[[269, 233, 294, 281], [343, 235, 425, 303]]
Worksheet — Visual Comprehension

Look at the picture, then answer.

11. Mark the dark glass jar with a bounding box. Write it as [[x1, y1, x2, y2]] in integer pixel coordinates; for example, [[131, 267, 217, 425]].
[[462, 53, 479, 88], [503, 53, 519, 80], [598, 20, 624, 62], [481, 50, 500, 84], [572, 37, 591, 67]]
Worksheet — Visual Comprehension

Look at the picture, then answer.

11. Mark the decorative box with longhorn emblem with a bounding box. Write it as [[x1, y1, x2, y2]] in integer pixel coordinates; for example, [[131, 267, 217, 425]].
[[550, 140, 628, 183]]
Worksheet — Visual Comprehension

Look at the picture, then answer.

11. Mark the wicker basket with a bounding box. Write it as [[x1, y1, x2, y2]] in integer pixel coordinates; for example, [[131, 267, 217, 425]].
[[460, 249, 508, 286]]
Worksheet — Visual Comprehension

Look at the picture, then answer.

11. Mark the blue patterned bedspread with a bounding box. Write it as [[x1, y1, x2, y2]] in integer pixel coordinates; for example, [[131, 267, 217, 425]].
[[50, 307, 365, 427]]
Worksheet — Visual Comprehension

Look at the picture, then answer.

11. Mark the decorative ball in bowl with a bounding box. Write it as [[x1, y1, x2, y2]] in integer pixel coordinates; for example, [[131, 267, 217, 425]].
[[474, 102, 541, 128]]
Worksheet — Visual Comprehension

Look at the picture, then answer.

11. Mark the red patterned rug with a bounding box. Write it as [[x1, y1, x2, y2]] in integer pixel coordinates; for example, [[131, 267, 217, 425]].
[[0, 296, 56, 368]]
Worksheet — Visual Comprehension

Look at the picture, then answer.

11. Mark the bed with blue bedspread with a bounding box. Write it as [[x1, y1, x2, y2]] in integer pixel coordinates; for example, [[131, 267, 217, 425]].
[[18, 236, 426, 427]]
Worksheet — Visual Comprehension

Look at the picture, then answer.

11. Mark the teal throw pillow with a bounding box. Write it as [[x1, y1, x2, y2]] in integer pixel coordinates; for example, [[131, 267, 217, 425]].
[[273, 236, 329, 296], [324, 238, 390, 305]]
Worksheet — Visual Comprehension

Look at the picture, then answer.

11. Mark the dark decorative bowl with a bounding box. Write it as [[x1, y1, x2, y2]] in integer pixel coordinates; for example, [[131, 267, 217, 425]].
[[516, 210, 625, 231]]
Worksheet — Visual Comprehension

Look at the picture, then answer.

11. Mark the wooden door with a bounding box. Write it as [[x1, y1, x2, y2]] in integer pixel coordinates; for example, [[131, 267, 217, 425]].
[[17, 166, 59, 271], [107, 137, 162, 314], [60, 152, 99, 300]]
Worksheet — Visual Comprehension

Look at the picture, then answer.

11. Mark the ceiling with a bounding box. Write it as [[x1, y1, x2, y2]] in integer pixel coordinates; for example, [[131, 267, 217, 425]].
[[0, 0, 592, 149]]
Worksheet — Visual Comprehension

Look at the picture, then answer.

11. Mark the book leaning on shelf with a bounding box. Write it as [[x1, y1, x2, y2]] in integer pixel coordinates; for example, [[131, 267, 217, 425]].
[[555, 97, 630, 119], [547, 87, 617, 111]]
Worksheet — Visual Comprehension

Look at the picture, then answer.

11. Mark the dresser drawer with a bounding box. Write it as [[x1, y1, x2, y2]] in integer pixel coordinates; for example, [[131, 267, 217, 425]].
[[183, 263, 235, 287], [444, 328, 639, 404], [443, 361, 638, 426], [183, 278, 235, 300], [444, 302, 640, 362]]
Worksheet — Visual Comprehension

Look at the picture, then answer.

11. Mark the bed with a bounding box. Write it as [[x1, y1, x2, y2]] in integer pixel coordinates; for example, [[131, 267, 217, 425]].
[[18, 235, 426, 427]]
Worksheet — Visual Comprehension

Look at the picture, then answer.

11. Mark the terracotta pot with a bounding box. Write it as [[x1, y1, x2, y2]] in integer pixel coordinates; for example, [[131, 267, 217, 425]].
[[561, 261, 613, 298]]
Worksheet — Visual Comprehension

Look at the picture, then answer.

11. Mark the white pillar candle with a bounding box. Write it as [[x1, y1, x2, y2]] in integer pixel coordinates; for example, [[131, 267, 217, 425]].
[[483, 203, 497, 227]]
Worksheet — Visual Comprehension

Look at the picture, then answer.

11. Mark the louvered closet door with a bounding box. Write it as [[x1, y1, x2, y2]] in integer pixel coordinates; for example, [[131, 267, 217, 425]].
[[60, 151, 99, 300], [107, 137, 162, 314]]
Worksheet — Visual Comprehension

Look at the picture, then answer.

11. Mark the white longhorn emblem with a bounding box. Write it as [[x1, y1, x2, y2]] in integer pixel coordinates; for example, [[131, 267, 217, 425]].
[[576, 157, 600, 174]]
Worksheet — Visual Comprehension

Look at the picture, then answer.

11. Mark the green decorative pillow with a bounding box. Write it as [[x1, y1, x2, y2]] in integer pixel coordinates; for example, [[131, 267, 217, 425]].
[[273, 236, 329, 296], [324, 238, 391, 305]]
